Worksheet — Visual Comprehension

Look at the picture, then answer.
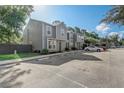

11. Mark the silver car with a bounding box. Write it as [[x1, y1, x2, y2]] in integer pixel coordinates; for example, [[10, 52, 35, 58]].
[[84, 46, 104, 52]]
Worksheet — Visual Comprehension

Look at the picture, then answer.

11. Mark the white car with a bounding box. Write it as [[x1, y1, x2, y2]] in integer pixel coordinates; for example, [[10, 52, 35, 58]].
[[84, 46, 104, 52]]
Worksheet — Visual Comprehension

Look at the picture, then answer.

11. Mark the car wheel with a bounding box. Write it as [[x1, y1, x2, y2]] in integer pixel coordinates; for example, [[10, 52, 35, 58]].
[[97, 49, 100, 52], [86, 49, 89, 51]]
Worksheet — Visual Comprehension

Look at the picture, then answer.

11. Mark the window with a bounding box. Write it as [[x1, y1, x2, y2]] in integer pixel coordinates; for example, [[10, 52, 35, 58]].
[[67, 33, 69, 40], [46, 25, 52, 35], [90, 46, 95, 48], [48, 41, 52, 49], [48, 31, 51, 34], [53, 45, 56, 49], [53, 41, 56, 49], [61, 29, 65, 36], [48, 40, 56, 50]]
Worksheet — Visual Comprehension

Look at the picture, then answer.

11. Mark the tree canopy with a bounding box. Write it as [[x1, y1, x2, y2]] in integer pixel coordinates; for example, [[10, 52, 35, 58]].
[[0, 5, 33, 44], [101, 5, 124, 26]]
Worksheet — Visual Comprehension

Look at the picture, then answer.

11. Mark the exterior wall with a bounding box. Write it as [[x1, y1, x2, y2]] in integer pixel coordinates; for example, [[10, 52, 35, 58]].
[[52, 21, 67, 51], [53, 22, 67, 41], [56, 40, 66, 51], [47, 38, 57, 52], [23, 19, 42, 51], [23, 19, 84, 52], [23, 19, 57, 52], [23, 19, 56, 51], [41, 21, 56, 51], [66, 31, 74, 49], [66, 30, 84, 49], [76, 33, 84, 49]]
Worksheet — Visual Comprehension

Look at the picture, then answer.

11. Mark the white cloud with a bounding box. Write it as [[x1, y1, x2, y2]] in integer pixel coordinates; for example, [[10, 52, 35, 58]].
[[96, 23, 110, 31], [118, 31, 124, 39], [108, 32, 118, 36], [108, 31, 124, 39]]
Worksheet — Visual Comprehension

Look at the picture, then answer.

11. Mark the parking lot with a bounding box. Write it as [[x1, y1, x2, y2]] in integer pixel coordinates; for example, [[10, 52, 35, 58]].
[[0, 49, 124, 88]]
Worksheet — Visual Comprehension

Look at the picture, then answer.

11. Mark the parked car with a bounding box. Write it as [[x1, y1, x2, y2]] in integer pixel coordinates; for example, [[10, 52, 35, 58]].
[[110, 45, 116, 48], [84, 46, 104, 52], [120, 46, 124, 48]]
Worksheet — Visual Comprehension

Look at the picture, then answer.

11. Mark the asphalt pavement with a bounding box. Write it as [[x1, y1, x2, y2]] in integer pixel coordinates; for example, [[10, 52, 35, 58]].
[[0, 49, 124, 88]]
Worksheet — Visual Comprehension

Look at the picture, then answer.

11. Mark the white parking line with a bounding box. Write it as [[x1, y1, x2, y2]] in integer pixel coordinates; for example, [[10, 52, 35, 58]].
[[36, 57, 49, 61], [56, 73, 88, 88], [33, 64, 88, 88]]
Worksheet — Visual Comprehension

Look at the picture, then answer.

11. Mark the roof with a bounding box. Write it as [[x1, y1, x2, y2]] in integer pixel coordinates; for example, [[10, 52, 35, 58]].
[[30, 18, 54, 27]]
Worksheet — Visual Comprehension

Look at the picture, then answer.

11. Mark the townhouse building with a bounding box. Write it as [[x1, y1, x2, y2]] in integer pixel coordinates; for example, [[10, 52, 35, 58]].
[[23, 18, 84, 53], [66, 29, 84, 50]]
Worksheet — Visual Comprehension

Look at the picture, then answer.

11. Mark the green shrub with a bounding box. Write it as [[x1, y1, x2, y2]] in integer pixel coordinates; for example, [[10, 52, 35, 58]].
[[71, 47, 77, 50], [41, 49, 49, 54], [65, 47, 70, 51]]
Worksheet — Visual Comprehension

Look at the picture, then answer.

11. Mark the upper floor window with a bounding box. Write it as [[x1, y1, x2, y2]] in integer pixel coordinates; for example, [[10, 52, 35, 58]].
[[46, 25, 52, 36], [61, 29, 65, 36], [48, 31, 51, 34], [67, 33, 69, 40]]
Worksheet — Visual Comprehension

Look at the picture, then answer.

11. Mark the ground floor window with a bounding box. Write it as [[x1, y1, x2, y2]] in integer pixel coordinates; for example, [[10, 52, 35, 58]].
[[48, 40, 56, 50], [48, 41, 52, 49], [53, 45, 56, 49], [66, 42, 69, 48]]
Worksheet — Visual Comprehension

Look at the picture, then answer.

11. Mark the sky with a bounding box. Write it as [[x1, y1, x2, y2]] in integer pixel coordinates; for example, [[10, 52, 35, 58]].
[[31, 5, 124, 38]]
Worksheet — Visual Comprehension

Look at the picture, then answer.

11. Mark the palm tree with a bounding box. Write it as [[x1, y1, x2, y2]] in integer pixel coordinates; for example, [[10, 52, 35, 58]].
[[101, 5, 124, 26]]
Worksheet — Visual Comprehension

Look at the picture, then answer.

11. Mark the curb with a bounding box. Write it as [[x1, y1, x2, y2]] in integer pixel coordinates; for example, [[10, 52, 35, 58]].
[[0, 50, 84, 66]]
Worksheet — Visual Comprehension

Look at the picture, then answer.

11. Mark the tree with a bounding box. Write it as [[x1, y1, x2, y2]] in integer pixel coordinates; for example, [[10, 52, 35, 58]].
[[83, 30, 100, 45], [90, 32, 99, 39], [0, 5, 33, 44], [100, 36, 111, 48], [75, 27, 81, 33], [85, 37, 100, 45], [109, 34, 120, 46], [101, 5, 124, 26], [68, 26, 100, 47], [67, 27, 75, 32]]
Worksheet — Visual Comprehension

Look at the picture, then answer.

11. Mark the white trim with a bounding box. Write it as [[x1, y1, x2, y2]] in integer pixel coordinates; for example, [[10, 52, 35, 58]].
[[47, 38, 57, 51]]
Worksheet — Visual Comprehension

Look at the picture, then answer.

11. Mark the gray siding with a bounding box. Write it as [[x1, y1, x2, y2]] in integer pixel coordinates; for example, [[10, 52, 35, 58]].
[[41, 23, 55, 49], [23, 18, 84, 52], [52, 26, 56, 38], [23, 19, 42, 51], [55, 23, 67, 40], [23, 19, 57, 52]]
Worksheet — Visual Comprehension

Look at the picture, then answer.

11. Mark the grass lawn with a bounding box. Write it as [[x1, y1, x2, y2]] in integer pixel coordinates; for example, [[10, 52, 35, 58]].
[[0, 53, 40, 61]]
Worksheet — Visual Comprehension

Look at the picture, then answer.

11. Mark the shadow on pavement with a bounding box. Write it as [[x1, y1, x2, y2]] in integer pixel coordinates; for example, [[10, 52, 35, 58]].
[[24, 53, 102, 66], [0, 64, 31, 88]]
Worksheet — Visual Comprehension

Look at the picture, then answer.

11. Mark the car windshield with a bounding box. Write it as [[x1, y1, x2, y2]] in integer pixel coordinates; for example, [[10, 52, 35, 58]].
[[89, 46, 95, 48]]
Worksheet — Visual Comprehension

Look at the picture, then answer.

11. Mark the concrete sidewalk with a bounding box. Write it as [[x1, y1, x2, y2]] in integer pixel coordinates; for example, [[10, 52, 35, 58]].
[[0, 50, 84, 66]]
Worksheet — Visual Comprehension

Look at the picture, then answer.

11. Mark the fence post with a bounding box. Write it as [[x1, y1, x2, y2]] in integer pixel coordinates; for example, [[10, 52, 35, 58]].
[[14, 50, 17, 54]]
